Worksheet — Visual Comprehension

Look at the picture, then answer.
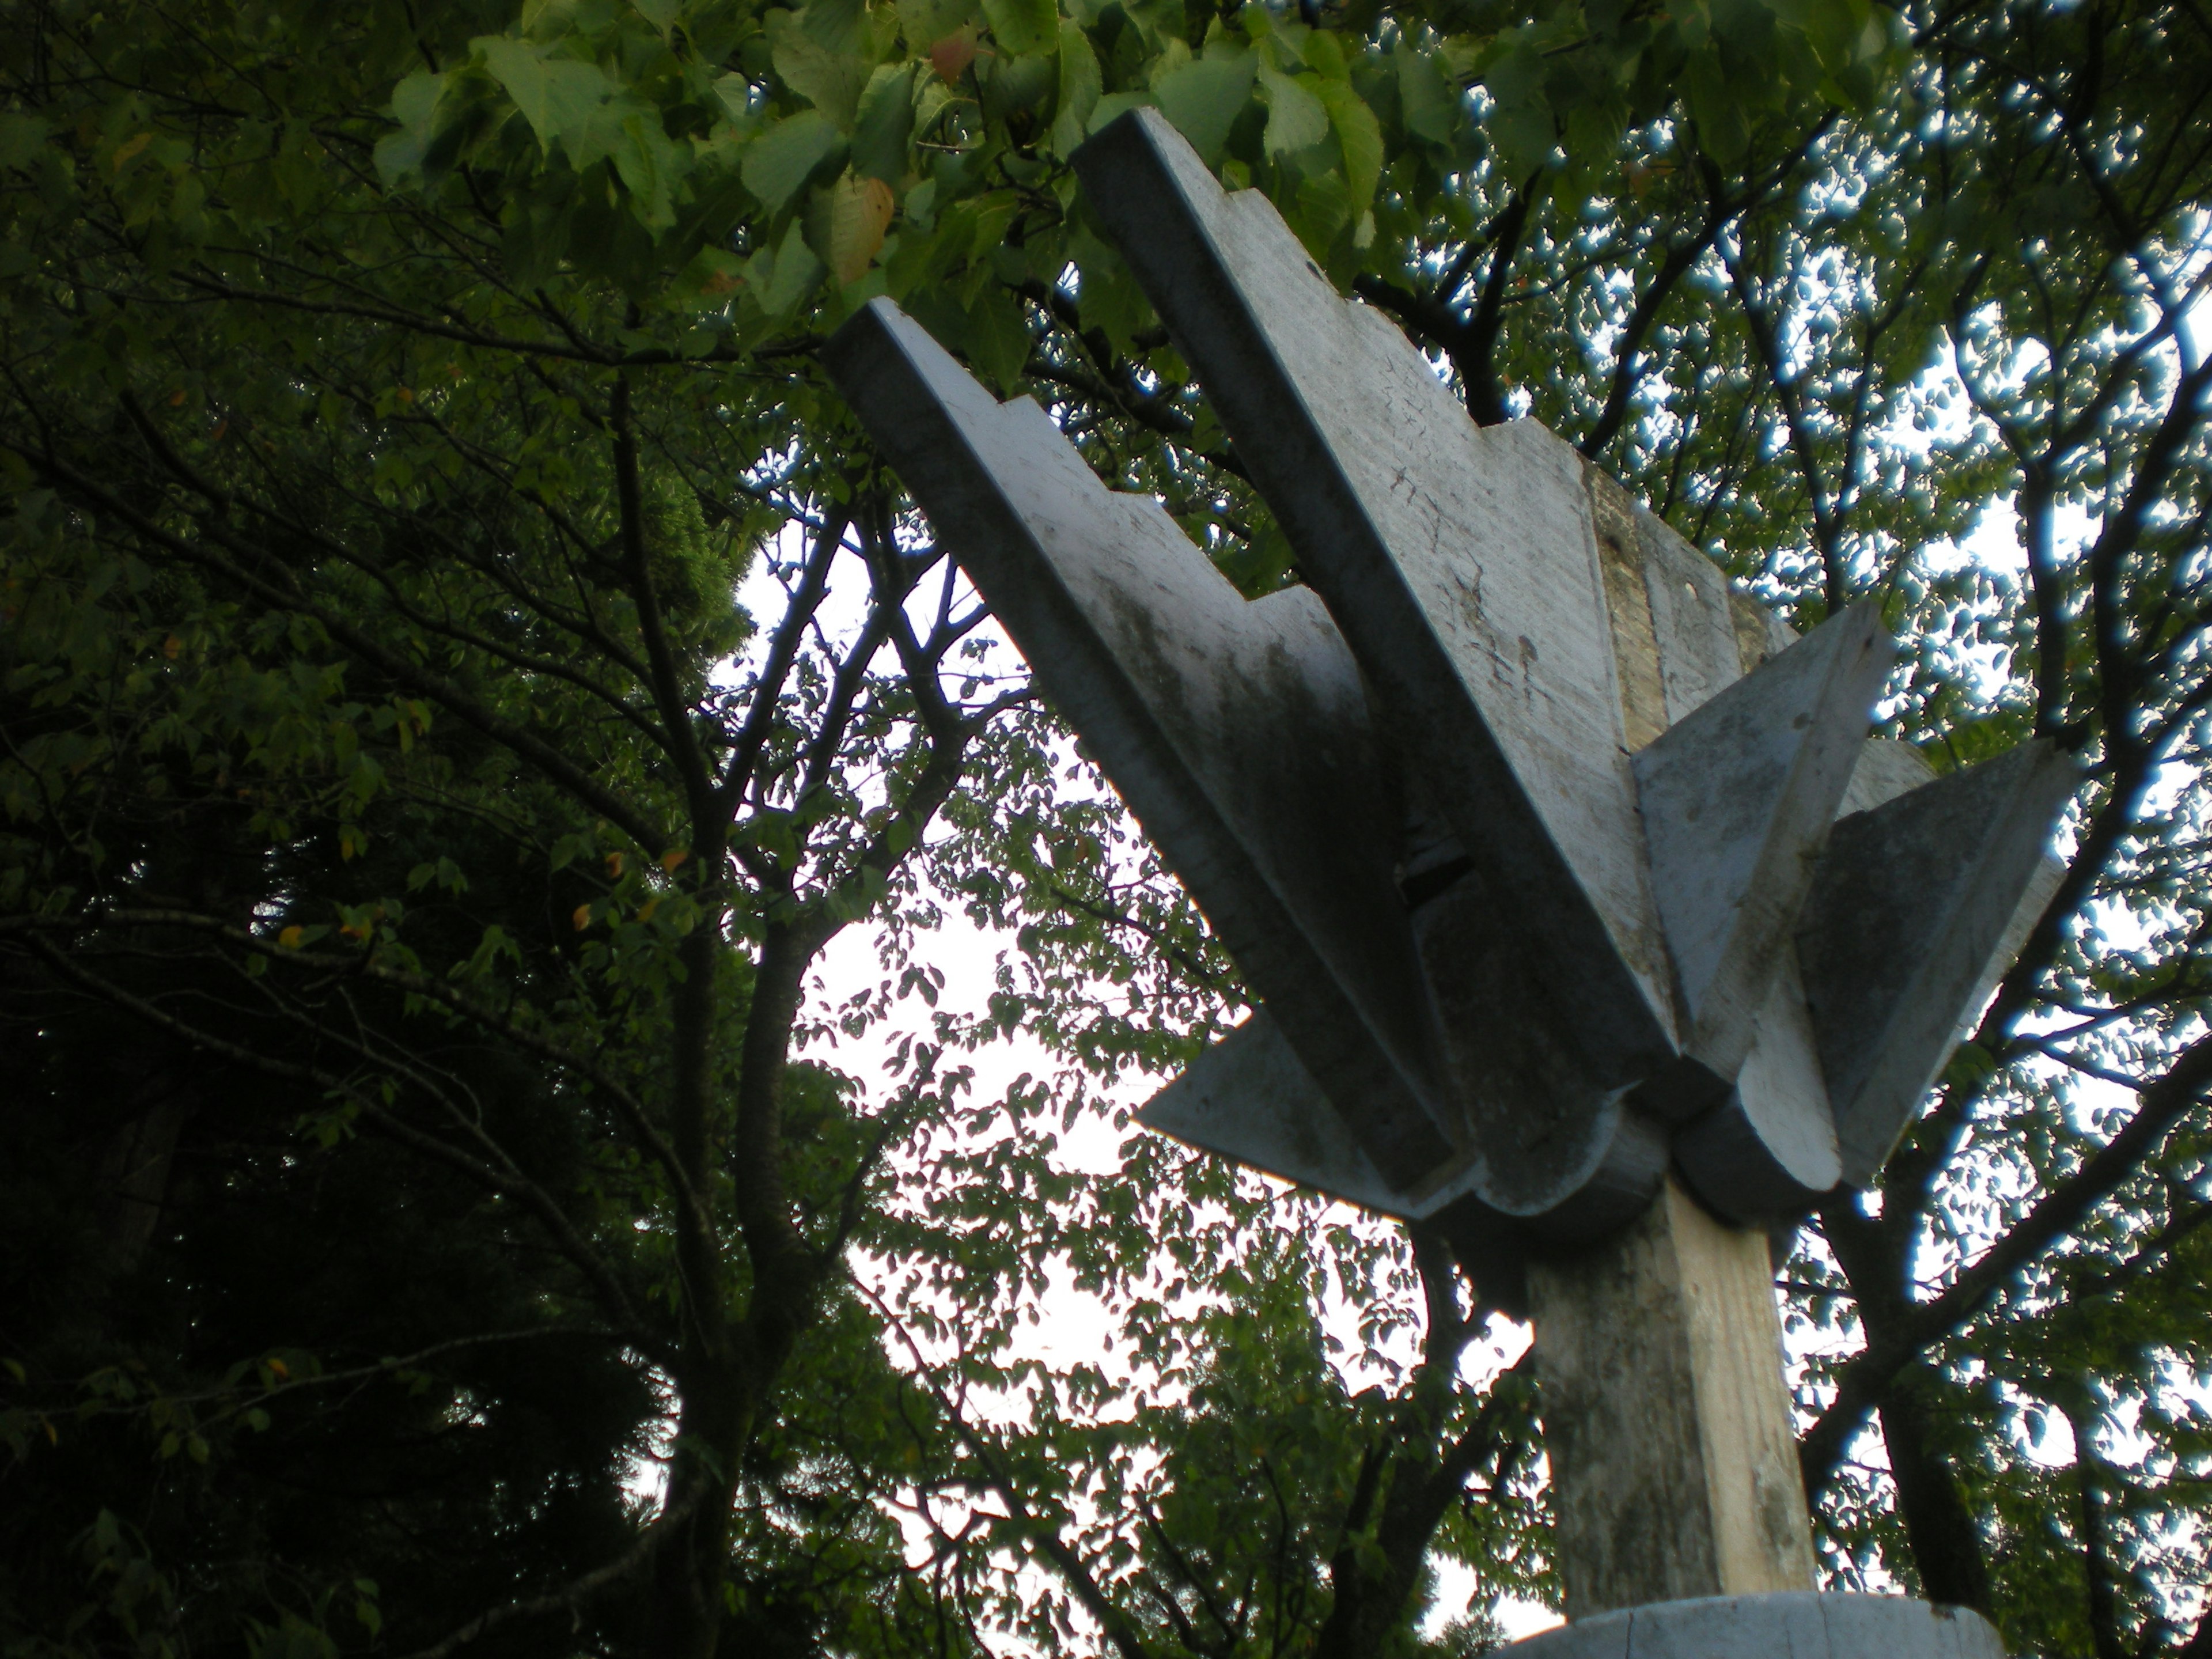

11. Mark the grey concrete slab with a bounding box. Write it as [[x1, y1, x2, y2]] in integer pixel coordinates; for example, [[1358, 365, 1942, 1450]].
[[1633, 604, 1893, 1096], [1412, 864, 1669, 1229], [1137, 1003, 1664, 1244], [1842, 737, 1938, 815], [822, 300, 1455, 1187], [1797, 740, 2078, 1184], [1632, 505, 1746, 730], [1674, 948, 1841, 1222], [1502, 1594, 2004, 1659], [1075, 108, 1680, 1101], [1135, 1012, 1424, 1217]]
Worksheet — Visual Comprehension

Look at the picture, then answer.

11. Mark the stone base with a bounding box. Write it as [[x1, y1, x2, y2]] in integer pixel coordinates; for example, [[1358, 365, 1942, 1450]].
[[1503, 1593, 2004, 1659]]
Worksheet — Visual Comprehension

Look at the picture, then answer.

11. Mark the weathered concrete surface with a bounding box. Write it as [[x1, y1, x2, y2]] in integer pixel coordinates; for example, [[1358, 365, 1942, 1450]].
[[835, 109, 2073, 1243], [1797, 740, 2078, 1184], [1137, 1012, 1419, 1218], [1529, 1179, 1817, 1618], [832, 110, 2081, 1656], [821, 300, 1455, 1187], [1842, 736, 1939, 815], [1674, 952, 1842, 1224], [1504, 1594, 2005, 1659], [1137, 1001, 1666, 1242], [1075, 108, 1680, 1105], [1633, 604, 1892, 1095]]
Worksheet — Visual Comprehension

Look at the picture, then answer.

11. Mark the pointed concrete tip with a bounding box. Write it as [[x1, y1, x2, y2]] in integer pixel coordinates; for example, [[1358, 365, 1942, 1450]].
[[1136, 1013, 1415, 1218], [1798, 738, 2080, 1185], [1633, 601, 1895, 1090]]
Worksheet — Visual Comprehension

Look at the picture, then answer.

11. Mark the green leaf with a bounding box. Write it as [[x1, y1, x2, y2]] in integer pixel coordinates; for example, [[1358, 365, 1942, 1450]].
[[1050, 21, 1101, 155], [964, 286, 1031, 393], [1085, 89, 1151, 137], [1683, 47, 1748, 161], [1150, 54, 1255, 167], [476, 37, 611, 154], [980, 0, 1056, 58], [760, 217, 826, 318], [374, 71, 448, 183], [798, 0, 869, 48], [1316, 79, 1380, 209], [769, 9, 870, 129], [632, 0, 681, 33], [1256, 61, 1329, 157], [0, 113, 50, 170], [1394, 43, 1457, 146], [390, 70, 445, 132], [897, 0, 976, 49], [743, 111, 846, 217], [713, 73, 754, 123], [852, 62, 916, 182]]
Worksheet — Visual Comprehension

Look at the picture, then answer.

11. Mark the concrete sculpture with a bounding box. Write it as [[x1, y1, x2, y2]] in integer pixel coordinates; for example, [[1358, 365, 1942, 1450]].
[[822, 105, 2070, 1647]]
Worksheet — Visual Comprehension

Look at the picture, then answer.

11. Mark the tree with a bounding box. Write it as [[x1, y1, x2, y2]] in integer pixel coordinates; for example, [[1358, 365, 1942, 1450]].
[[1, 0, 2207, 1654]]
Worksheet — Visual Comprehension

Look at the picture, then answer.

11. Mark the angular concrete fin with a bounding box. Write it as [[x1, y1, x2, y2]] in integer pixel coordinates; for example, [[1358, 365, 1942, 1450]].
[[1842, 736, 1938, 815], [1674, 950, 1842, 1224], [1074, 108, 1677, 1094], [1796, 740, 2078, 1185], [1137, 1013, 1416, 1217], [1632, 603, 1893, 1090], [1410, 867, 1669, 1233], [1139, 1013, 1660, 1248], [823, 300, 1454, 1186]]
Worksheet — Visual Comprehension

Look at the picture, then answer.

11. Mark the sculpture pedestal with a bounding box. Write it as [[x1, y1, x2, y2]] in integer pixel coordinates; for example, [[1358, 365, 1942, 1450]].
[[1504, 1593, 2004, 1659]]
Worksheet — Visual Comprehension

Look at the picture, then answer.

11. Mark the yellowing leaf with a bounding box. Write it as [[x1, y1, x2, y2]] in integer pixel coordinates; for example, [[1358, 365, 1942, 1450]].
[[638, 896, 661, 922], [278, 925, 305, 949], [660, 848, 689, 872], [111, 131, 153, 169], [572, 903, 594, 930], [605, 850, 624, 877], [821, 172, 895, 283], [929, 29, 978, 82]]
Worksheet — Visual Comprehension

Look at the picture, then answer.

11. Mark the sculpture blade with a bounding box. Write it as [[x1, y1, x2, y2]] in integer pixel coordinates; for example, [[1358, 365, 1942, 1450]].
[[1075, 108, 1677, 1096], [823, 299, 1455, 1185], [1796, 740, 2077, 1184], [1139, 1011, 1664, 1245], [1137, 1013, 1425, 1216], [1633, 603, 1895, 1101]]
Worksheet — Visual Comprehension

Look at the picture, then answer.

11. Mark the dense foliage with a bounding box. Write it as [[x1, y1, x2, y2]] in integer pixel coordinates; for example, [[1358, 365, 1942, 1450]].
[[1, 0, 2207, 1654]]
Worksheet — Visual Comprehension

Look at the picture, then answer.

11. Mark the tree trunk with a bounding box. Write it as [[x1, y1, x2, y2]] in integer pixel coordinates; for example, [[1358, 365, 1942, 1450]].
[[1879, 1368, 1993, 1614]]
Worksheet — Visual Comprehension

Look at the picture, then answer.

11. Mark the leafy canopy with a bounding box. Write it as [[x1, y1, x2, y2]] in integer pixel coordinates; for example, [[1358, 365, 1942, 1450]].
[[3, 0, 2211, 1655]]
